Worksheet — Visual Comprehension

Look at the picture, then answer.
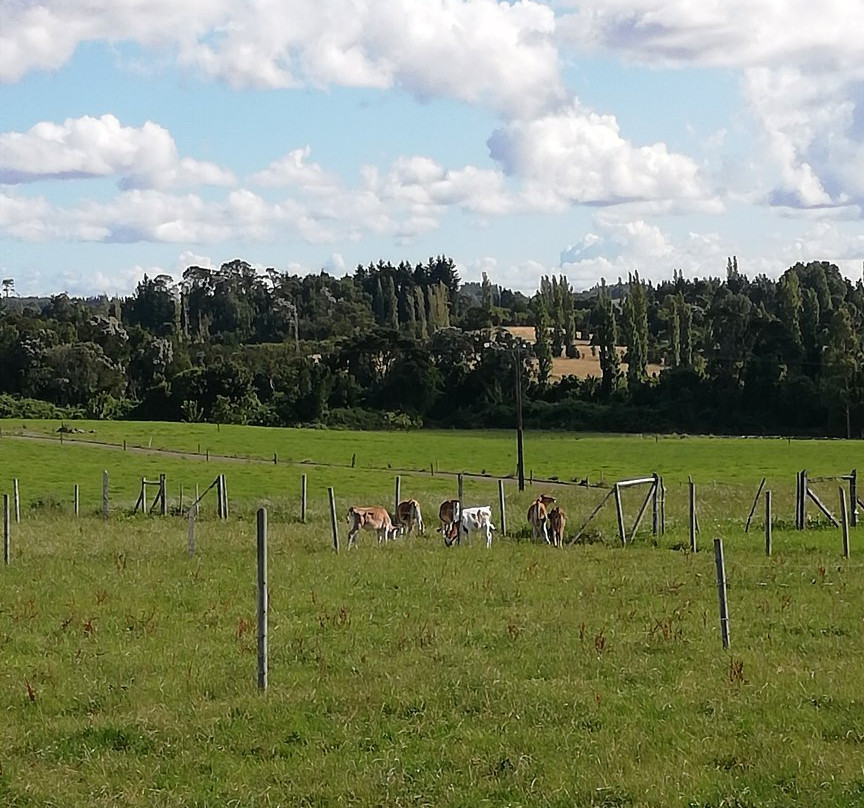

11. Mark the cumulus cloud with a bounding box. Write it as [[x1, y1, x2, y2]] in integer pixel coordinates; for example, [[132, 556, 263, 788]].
[[488, 103, 707, 208], [250, 147, 340, 190], [3, 0, 563, 117], [0, 114, 235, 190]]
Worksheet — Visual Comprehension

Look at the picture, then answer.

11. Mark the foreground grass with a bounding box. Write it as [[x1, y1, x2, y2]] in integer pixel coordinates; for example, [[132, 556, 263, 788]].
[[2, 509, 864, 807]]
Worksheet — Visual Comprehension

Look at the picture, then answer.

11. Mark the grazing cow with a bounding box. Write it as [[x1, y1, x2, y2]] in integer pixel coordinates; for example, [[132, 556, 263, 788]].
[[346, 506, 400, 547], [442, 505, 496, 548], [547, 506, 566, 547], [395, 499, 424, 536], [438, 499, 460, 537], [527, 494, 557, 543]]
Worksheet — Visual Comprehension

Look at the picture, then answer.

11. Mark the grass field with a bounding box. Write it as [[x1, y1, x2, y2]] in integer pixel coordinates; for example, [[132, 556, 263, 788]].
[[2, 423, 864, 806]]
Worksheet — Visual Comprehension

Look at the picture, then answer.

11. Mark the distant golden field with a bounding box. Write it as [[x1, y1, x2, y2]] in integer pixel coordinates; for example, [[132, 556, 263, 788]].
[[505, 326, 664, 379]]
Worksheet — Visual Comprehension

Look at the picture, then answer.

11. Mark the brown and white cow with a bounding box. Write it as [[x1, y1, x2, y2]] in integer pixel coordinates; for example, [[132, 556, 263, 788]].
[[547, 506, 566, 547], [395, 499, 424, 536], [438, 499, 460, 538], [527, 494, 557, 543], [442, 505, 496, 548], [346, 506, 400, 547]]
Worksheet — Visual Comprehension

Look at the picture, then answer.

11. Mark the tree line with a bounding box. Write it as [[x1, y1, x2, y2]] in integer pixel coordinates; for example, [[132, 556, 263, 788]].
[[0, 256, 862, 436]]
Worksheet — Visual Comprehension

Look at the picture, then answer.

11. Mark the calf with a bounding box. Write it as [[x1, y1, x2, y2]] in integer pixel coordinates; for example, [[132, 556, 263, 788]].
[[346, 506, 400, 547], [547, 506, 566, 547], [395, 499, 424, 536], [527, 494, 557, 543], [443, 505, 496, 548]]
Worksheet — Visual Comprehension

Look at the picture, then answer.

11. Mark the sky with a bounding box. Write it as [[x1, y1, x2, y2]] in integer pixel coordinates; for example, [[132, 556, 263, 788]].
[[2, 1, 864, 297]]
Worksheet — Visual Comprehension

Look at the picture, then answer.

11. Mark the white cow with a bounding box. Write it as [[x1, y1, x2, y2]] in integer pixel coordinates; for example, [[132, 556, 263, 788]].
[[442, 505, 496, 548], [346, 506, 400, 547]]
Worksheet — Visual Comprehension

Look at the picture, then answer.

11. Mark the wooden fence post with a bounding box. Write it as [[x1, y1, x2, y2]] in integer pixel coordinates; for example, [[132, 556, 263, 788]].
[[13, 478, 19, 523], [3, 493, 9, 565], [498, 478, 507, 537], [714, 538, 730, 650], [73, 484, 79, 518], [257, 508, 268, 691], [851, 469, 858, 528], [160, 473, 167, 516], [187, 507, 196, 557], [457, 473, 464, 545], [394, 476, 401, 516], [765, 490, 772, 557], [216, 475, 224, 520], [222, 475, 229, 519], [102, 470, 109, 519], [689, 480, 697, 553], [840, 486, 850, 559], [328, 487, 340, 553], [301, 474, 307, 524], [651, 473, 659, 535], [614, 484, 626, 546]]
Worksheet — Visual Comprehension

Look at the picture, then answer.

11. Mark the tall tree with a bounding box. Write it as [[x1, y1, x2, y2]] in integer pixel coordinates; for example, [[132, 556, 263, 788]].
[[621, 271, 649, 390], [532, 294, 553, 385], [592, 279, 620, 398]]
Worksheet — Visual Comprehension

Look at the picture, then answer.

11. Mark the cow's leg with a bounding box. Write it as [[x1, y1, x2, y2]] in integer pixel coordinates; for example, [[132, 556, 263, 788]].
[[347, 527, 359, 547], [542, 521, 551, 544]]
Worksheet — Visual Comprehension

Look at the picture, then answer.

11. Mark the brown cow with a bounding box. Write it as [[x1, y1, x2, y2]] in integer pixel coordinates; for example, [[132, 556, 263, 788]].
[[395, 499, 424, 536], [547, 506, 566, 547], [527, 494, 557, 543], [438, 499, 460, 538], [346, 506, 400, 547]]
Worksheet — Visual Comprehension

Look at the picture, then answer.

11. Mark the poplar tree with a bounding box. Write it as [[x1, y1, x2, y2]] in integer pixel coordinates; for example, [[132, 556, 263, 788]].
[[621, 271, 648, 390], [592, 279, 620, 398]]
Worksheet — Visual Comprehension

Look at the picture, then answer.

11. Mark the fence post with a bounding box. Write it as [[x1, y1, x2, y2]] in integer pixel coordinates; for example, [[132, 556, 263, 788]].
[[457, 473, 464, 545], [216, 475, 224, 519], [840, 486, 850, 559], [222, 475, 229, 519], [394, 476, 401, 516], [257, 508, 268, 691], [651, 473, 659, 535], [13, 478, 19, 523], [3, 493, 9, 565], [498, 478, 507, 537], [187, 507, 196, 557], [850, 469, 858, 528], [714, 538, 730, 650], [301, 474, 307, 524], [328, 487, 339, 553], [689, 480, 697, 553], [102, 470, 109, 519], [765, 490, 772, 557], [160, 473, 167, 516], [614, 484, 626, 546], [73, 484, 79, 518]]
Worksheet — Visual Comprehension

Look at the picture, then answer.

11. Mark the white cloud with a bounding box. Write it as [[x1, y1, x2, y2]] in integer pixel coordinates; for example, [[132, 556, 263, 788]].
[[0, 114, 235, 190], [3, 0, 563, 118], [488, 102, 707, 208], [250, 147, 340, 190]]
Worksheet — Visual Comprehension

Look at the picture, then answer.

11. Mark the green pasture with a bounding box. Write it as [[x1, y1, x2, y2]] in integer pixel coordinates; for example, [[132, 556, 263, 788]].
[[5, 418, 864, 488], [2, 426, 864, 806]]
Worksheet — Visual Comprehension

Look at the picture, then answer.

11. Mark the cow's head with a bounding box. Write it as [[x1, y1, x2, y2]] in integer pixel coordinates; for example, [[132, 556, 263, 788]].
[[537, 494, 556, 505]]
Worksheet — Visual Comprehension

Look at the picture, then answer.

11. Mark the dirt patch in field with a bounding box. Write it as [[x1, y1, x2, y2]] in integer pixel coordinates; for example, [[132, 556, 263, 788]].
[[504, 326, 663, 380]]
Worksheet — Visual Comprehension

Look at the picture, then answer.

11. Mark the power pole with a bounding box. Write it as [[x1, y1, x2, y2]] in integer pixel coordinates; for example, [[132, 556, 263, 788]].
[[515, 344, 525, 491]]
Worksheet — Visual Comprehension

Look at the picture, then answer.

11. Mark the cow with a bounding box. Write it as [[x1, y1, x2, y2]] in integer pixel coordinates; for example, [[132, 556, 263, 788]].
[[442, 505, 496, 548], [395, 499, 424, 536], [547, 506, 566, 547], [438, 499, 460, 538], [527, 494, 557, 543], [346, 506, 400, 547]]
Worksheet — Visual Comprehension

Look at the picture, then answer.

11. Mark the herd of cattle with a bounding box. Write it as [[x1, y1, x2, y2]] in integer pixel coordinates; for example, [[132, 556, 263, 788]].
[[345, 494, 566, 548]]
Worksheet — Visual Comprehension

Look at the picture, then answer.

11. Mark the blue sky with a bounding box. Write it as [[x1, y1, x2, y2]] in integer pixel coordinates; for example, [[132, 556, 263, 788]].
[[2, 0, 864, 297]]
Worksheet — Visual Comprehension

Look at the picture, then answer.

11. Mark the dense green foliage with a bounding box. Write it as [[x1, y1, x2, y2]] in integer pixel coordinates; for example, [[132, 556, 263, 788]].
[[3, 256, 864, 435]]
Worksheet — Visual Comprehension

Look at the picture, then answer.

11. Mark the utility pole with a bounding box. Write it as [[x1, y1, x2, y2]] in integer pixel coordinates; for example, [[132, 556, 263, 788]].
[[515, 343, 525, 491]]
